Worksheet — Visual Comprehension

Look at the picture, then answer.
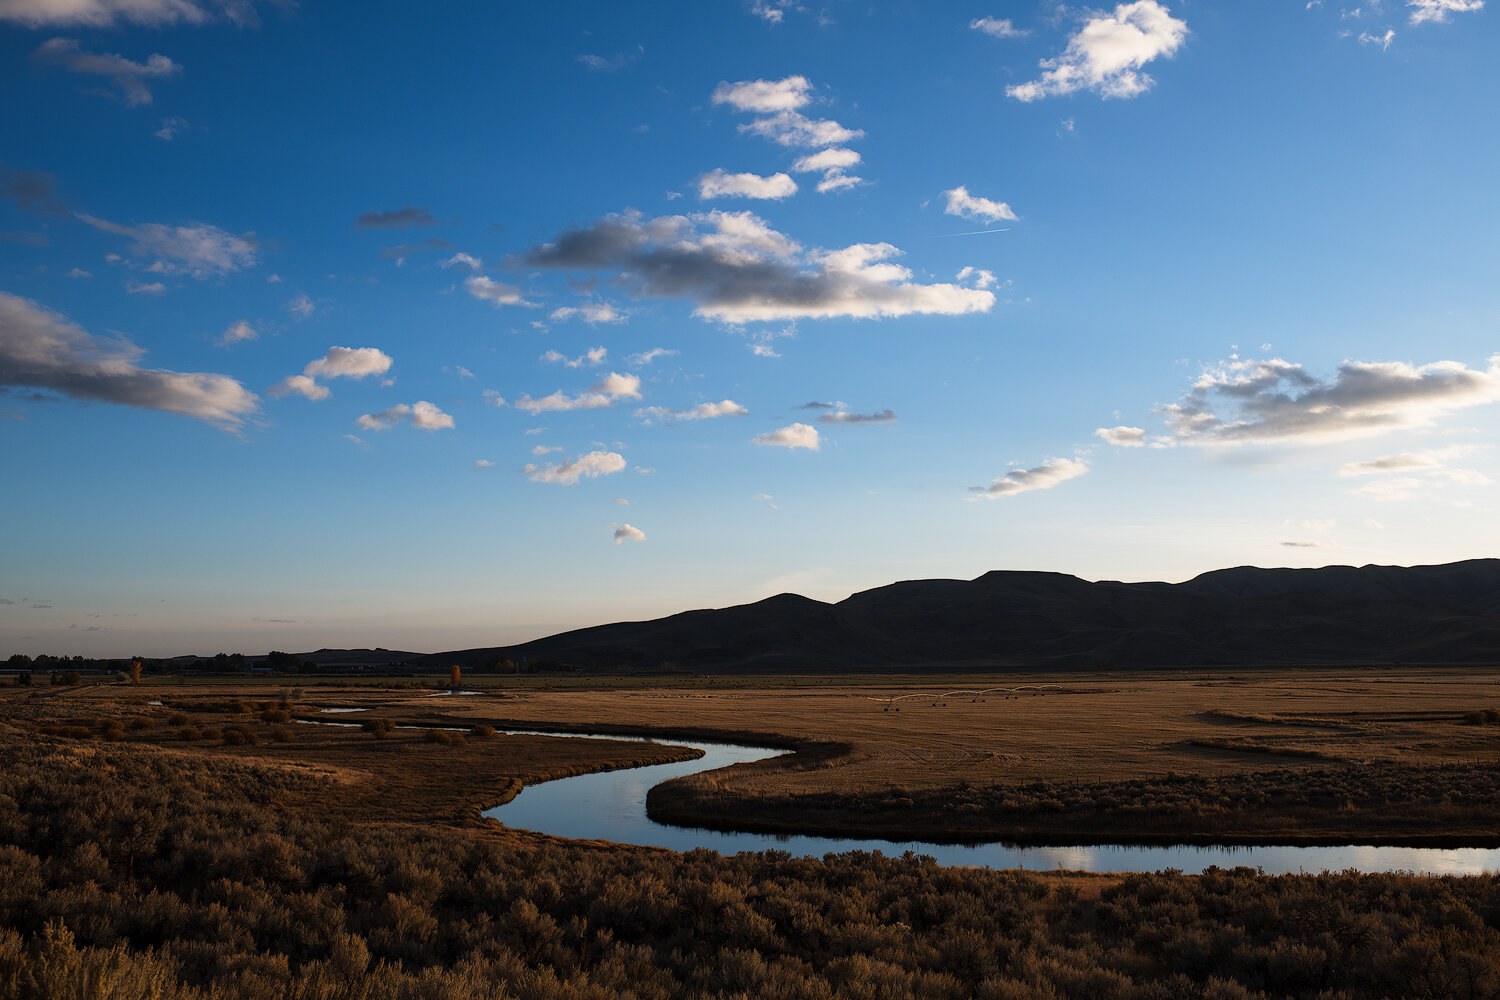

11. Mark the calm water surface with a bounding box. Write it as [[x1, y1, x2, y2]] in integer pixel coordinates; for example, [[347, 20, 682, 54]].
[[484, 730, 1500, 876]]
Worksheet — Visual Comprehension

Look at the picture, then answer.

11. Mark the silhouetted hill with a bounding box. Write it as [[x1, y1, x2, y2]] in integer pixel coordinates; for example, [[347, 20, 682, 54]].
[[423, 559, 1500, 673]]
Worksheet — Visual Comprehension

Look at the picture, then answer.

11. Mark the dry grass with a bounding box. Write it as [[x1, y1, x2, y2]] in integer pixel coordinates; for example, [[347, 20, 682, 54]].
[[8, 666, 1500, 840]]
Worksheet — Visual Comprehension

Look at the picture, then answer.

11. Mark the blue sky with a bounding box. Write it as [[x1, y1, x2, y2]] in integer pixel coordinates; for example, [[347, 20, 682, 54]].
[[2, 0, 1497, 657]]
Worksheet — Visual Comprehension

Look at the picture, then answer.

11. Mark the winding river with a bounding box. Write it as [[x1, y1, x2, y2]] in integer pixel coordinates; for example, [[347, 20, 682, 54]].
[[483, 730, 1500, 876]]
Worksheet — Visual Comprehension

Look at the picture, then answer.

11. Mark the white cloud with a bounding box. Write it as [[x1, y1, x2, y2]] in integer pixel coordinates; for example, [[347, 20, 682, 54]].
[[971, 16, 1027, 38], [33, 37, 180, 106], [548, 302, 625, 324], [793, 148, 861, 174], [513, 371, 642, 414], [286, 294, 314, 318], [355, 400, 453, 431], [355, 404, 409, 430], [522, 450, 627, 485], [712, 75, 811, 112], [792, 148, 863, 193], [956, 266, 998, 289], [473, 459, 494, 469], [126, 280, 165, 295], [1095, 425, 1147, 446], [741, 111, 863, 149], [627, 347, 677, 366], [78, 213, 256, 278], [943, 186, 1019, 224], [531, 444, 561, 455], [465, 274, 534, 308], [752, 422, 820, 449], [520, 210, 994, 323], [1358, 28, 1396, 48], [65, 267, 91, 279], [441, 252, 483, 272], [613, 523, 646, 544], [0, 291, 257, 429], [1, 0, 262, 26], [1159, 355, 1500, 445], [541, 346, 608, 368], [443, 365, 474, 378], [409, 400, 454, 430], [482, 389, 506, 407], [970, 457, 1088, 498], [697, 169, 798, 200], [305, 346, 393, 380], [1407, 0, 1483, 24], [613, 497, 631, 505], [636, 399, 748, 422], [269, 374, 329, 400], [1007, 1, 1189, 102], [154, 115, 187, 140]]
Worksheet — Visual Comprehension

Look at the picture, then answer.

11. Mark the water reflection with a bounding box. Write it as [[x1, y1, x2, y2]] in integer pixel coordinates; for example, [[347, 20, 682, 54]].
[[486, 731, 1500, 876]]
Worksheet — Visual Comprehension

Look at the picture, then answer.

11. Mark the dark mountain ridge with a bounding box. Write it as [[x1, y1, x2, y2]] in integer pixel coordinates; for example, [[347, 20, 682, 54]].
[[424, 559, 1500, 673]]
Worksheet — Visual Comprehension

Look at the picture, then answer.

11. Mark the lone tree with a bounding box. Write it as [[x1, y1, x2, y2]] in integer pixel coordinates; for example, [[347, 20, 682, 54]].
[[450, 664, 462, 688], [128, 659, 143, 685]]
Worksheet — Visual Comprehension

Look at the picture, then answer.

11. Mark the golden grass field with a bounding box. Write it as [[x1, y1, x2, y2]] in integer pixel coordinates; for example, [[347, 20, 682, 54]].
[[8, 665, 1498, 827]]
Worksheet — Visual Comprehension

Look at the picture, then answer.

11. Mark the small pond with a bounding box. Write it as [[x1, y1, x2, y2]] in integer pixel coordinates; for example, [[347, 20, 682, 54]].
[[485, 730, 1500, 876]]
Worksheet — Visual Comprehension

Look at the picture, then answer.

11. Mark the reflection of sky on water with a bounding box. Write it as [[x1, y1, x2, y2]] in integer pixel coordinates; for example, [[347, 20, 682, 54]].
[[486, 731, 1500, 876]]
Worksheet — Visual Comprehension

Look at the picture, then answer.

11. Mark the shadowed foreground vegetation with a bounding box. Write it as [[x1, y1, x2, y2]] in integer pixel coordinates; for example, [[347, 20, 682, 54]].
[[4, 726, 1500, 999]]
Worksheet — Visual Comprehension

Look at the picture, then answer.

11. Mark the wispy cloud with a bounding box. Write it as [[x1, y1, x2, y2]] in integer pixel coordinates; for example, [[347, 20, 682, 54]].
[[815, 408, 895, 424], [613, 523, 646, 544], [355, 206, 437, 229], [1008, 1, 1189, 102], [541, 347, 607, 368], [514, 372, 642, 414], [627, 347, 678, 366], [33, 37, 180, 105], [970, 457, 1088, 498], [636, 399, 748, 423], [464, 274, 534, 308], [522, 450, 627, 484], [1, 0, 265, 27], [79, 213, 256, 278], [970, 16, 1027, 38], [215, 320, 256, 347], [0, 291, 257, 430], [549, 302, 625, 324]]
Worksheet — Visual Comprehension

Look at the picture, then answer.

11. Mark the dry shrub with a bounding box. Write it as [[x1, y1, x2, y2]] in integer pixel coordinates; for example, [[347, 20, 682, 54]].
[[178, 726, 202, 741], [200, 728, 223, 740], [168, 713, 190, 727], [469, 724, 496, 739], [99, 722, 127, 742], [260, 709, 292, 724], [269, 726, 295, 743], [222, 725, 258, 747], [362, 719, 395, 740], [423, 729, 451, 745], [127, 717, 153, 732]]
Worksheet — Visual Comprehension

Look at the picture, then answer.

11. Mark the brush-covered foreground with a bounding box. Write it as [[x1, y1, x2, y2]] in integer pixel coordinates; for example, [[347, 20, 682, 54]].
[[4, 679, 1500, 999]]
